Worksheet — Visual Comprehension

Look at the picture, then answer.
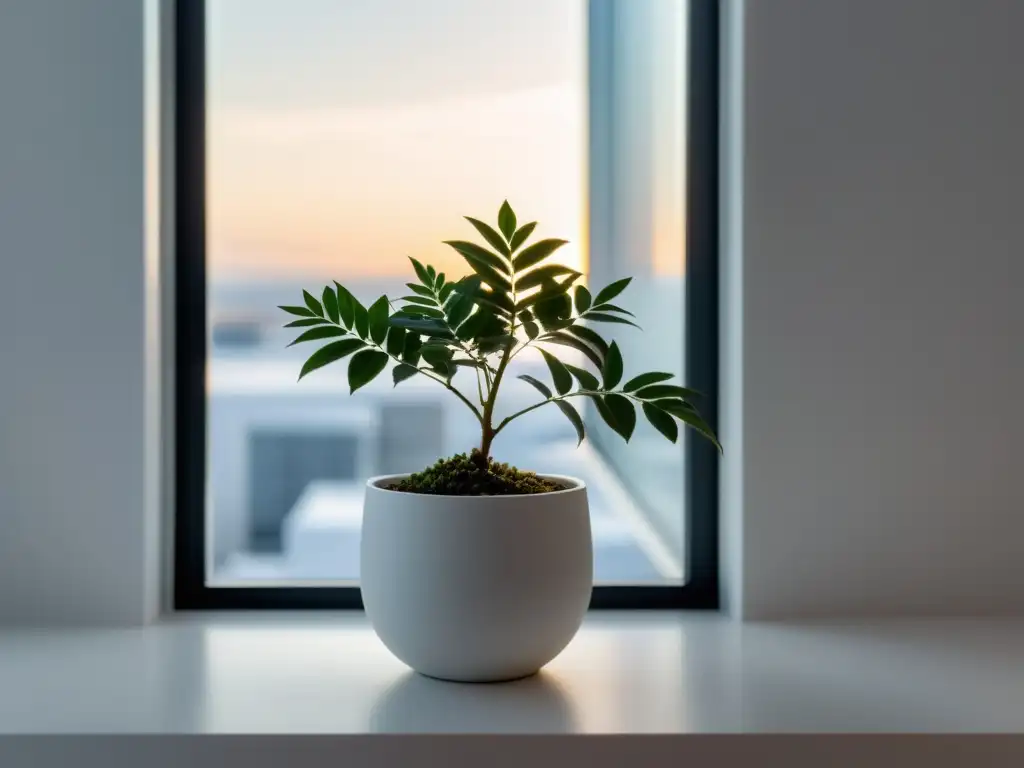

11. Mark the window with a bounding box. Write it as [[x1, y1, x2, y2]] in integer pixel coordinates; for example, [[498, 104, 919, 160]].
[[176, 0, 718, 609]]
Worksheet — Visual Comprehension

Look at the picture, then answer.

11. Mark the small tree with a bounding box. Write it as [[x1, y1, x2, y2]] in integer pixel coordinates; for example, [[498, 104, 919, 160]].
[[281, 202, 719, 488]]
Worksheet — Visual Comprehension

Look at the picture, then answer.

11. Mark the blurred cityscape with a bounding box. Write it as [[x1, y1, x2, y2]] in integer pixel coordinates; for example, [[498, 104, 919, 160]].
[[208, 277, 684, 584]]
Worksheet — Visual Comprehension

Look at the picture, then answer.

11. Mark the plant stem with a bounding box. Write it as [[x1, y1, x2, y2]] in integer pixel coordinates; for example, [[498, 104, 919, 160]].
[[474, 366, 485, 405], [377, 344, 483, 423], [477, 280, 519, 456], [479, 340, 512, 456]]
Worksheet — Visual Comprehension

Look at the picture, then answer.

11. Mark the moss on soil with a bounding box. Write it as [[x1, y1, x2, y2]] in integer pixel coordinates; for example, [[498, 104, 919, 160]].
[[387, 450, 563, 496]]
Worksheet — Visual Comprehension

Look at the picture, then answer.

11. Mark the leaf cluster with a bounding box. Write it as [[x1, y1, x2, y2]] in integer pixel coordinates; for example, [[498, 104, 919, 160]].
[[280, 201, 721, 454]]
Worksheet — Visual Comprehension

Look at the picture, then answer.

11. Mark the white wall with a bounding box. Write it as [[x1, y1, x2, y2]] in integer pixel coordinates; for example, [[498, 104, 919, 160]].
[[0, 0, 161, 624], [723, 0, 1024, 618]]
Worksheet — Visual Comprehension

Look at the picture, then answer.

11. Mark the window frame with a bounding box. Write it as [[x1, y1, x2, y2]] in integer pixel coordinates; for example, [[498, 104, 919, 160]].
[[174, 0, 719, 610]]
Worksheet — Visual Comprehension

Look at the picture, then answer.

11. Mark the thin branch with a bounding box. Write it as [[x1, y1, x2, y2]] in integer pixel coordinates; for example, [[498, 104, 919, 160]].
[[474, 365, 486, 405], [491, 389, 650, 437], [404, 358, 483, 422], [508, 335, 536, 361]]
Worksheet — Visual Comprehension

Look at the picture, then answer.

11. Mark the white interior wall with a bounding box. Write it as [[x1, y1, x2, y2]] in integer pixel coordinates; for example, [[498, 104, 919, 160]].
[[0, 0, 160, 624], [723, 0, 1024, 618]]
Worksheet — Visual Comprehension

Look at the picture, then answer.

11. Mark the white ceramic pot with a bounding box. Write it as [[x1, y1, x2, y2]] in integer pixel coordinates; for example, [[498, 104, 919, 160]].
[[360, 474, 592, 683]]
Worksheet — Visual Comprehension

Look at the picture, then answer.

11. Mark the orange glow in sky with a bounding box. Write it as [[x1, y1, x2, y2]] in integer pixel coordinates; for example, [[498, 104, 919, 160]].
[[206, 0, 588, 281], [207, 84, 587, 279]]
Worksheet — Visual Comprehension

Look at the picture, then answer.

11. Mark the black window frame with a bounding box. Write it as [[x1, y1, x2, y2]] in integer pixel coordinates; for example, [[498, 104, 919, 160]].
[[174, 0, 719, 610]]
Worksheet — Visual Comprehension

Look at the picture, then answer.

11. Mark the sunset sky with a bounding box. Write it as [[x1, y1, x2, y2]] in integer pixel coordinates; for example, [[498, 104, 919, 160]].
[[206, 0, 587, 280]]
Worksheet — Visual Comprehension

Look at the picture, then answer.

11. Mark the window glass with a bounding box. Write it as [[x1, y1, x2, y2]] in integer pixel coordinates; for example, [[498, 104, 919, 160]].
[[205, 0, 687, 585]]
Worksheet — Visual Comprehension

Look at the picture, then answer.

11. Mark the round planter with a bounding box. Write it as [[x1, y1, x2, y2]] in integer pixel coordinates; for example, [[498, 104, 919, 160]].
[[360, 474, 592, 683]]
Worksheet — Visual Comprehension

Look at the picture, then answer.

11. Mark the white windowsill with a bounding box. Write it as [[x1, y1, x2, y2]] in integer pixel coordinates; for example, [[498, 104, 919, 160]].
[[0, 612, 1022, 735]]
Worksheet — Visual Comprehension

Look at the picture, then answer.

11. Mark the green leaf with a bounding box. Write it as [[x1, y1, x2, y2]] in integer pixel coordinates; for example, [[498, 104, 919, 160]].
[[584, 311, 641, 329], [409, 257, 431, 286], [403, 332, 422, 364], [446, 282, 478, 329], [539, 349, 573, 395], [475, 288, 514, 315], [393, 363, 419, 386], [514, 276, 580, 311], [567, 325, 609, 357], [367, 296, 390, 345], [284, 317, 329, 328], [511, 239, 568, 272], [674, 407, 722, 452], [480, 309, 509, 336], [421, 344, 454, 378], [534, 288, 572, 327], [518, 374, 552, 398], [643, 402, 679, 443], [516, 264, 580, 291], [421, 336, 456, 350], [543, 331, 603, 368], [498, 200, 517, 241], [353, 301, 370, 339], [455, 309, 486, 341], [635, 384, 703, 401], [509, 221, 537, 252], [298, 338, 365, 380], [421, 346, 453, 368], [279, 305, 316, 318], [444, 240, 510, 275], [348, 349, 389, 394], [465, 217, 511, 258], [605, 393, 636, 441], [523, 320, 540, 339], [390, 315, 451, 337], [623, 372, 675, 391], [322, 287, 340, 324], [602, 341, 624, 389], [287, 326, 347, 346], [386, 325, 407, 357], [554, 400, 586, 446], [653, 398, 697, 417], [444, 247, 513, 295], [427, 264, 437, 282], [433, 360, 456, 379], [448, 274, 482, 298], [590, 395, 622, 436], [593, 277, 632, 305], [406, 283, 434, 297], [477, 334, 517, 354], [565, 363, 599, 391], [333, 283, 356, 329], [402, 295, 437, 306], [399, 305, 446, 319], [303, 290, 325, 317], [591, 302, 635, 317], [434, 271, 446, 291], [574, 285, 592, 313]]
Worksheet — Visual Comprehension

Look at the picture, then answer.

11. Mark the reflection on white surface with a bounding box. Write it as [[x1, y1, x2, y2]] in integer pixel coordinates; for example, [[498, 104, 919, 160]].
[[198, 617, 686, 733], [370, 672, 576, 733], [2, 614, 1024, 734]]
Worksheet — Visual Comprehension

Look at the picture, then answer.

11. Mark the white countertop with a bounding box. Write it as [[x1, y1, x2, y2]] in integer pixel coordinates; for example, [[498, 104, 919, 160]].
[[0, 612, 1022, 735]]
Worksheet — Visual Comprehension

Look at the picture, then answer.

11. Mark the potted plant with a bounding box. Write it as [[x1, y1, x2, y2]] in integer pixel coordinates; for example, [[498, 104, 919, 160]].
[[280, 202, 720, 682]]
